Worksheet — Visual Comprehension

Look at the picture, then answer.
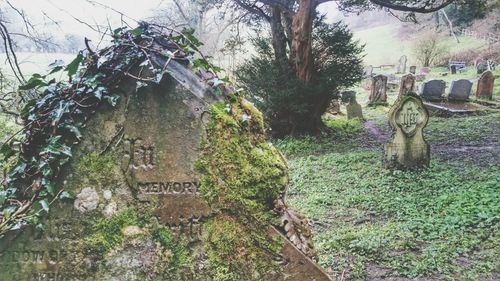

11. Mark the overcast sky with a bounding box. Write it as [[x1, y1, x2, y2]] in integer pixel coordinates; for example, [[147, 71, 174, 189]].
[[4, 0, 340, 42]]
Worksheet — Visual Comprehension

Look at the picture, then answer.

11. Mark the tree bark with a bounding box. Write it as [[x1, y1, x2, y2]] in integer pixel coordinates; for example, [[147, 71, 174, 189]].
[[270, 6, 288, 62], [291, 0, 315, 83]]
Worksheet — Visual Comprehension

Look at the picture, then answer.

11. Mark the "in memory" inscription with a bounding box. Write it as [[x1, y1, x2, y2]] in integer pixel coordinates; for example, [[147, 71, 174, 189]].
[[138, 181, 199, 194]]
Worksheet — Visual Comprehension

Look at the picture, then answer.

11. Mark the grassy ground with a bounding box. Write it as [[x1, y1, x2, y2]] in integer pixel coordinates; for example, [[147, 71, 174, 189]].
[[275, 86, 499, 280], [354, 24, 486, 66]]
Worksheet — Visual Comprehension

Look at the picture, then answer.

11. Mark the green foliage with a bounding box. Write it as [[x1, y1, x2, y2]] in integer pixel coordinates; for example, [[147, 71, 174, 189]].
[[236, 18, 364, 136], [195, 98, 287, 220], [153, 227, 192, 278], [280, 139, 499, 279], [79, 152, 115, 183], [445, 0, 489, 27], [85, 209, 147, 253], [203, 214, 282, 281], [0, 22, 224, 237], [324, 117, 363, 137]]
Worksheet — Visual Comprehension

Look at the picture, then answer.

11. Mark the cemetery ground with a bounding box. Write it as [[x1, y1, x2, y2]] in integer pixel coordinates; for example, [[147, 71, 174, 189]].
[[275, 83, 499, 280]]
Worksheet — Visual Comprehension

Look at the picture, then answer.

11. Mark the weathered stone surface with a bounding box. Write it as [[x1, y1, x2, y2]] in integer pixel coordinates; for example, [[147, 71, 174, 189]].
[[448, 79, 473, 101], [409, 66, 416, 74], [0, 75, 330, 280], [476, 70, 495, 100], [342, 91, 363, 120], [384, 92, 430, 170], [399, 74, 416, 97], [364, 65, 373, 77], [368, 75, 388, 106], [420, 79, 446, 101], [396, 55, 407, 74]]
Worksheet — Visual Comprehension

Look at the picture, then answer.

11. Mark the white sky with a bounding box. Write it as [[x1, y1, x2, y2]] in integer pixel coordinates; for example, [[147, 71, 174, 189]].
[[4, 0, 340, 41]]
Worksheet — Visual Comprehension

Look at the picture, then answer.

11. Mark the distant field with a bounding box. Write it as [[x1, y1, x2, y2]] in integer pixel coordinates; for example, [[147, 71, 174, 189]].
[[354, 24, 486, 66], [0, 52, 76, 81]]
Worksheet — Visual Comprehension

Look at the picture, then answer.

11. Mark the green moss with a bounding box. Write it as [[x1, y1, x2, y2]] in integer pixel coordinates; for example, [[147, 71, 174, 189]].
[[203, 214, 282, 281], [84, 209, 148, 253], [78, 151, 115, 183], [196, 98, 288, 220], [152, 227, 192, 279], [195, 97, 287, 278]]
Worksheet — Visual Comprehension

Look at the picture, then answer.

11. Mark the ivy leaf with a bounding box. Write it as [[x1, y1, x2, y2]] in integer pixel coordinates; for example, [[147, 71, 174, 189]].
[[20, 99, 36, 119], [51, 100, 70, 124], [65, 53, 84, 77], [48, 60, 65, 74], [19, 74, 47, 90], [59, 191, 75, 201], [0, 191, 6, 205], [42, 178, 55, 196], [130, 27, 143, 36], [104, 95, 119, 107], [39, 199, 50, 213], [2, 205, 17, 218], [62, 124, 82, 140]]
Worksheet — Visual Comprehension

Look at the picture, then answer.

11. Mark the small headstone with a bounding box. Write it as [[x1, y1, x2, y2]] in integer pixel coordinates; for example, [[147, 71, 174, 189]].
[[409, 66, 416, 74], [476, 60, 488, 74], [450, 65, 457, 74], [384, 92, 430, 170], [399, 74, 416, 97], [420, 67, 430, 75], [420, 79, 446, 101], [364, 65, 374, 77], [328, 99, 342, 115], [368, 74, 388, 106], [448, 79, 473, 101], [397, 55, 407, 74], [476, 70, 495, 100], [342, 91, 363, 120]]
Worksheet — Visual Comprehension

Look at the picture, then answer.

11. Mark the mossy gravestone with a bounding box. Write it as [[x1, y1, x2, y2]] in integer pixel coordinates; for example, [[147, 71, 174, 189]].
[[0, 72, 330, 279], [384, 92, 430, 170]]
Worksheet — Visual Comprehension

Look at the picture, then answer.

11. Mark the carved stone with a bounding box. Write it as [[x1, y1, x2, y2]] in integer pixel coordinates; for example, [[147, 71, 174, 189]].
[[368, 75, 388, 106], [384, 92, 430, 170], [476, 71, 495, 100], [0, 74, 331, 279], [449, 79, 473, 101], [399, 74, 416, 97]]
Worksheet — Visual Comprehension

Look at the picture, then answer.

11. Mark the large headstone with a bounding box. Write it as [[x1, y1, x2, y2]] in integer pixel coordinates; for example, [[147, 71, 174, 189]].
[[384, 92, 430, 170], [368, 75, 388, 106], [476, 71, 495, 100], [0, 75, 330, 279], [396, 55, 407, 74], [342, 91, 363, 120], [448, 79, 473, 101], [420, 79, 446, 101], [399, 74, 416, 97]]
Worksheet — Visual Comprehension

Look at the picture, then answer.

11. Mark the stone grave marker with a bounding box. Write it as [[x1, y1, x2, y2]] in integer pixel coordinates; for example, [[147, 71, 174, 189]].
[[409, 66, 416, 74], [448, 79, 473, 101], [420, 79, 446, 101], [384, 92, 430, 170], [364, 65, 374, 77], [341, 91, 363, 120], [399, 74, 416, 97], [450, 65, 457, 74], [368, 74, 388, 106], [397, 55, 407, 74], [0, 49, 330, 281], [476, 70, 495, 100]]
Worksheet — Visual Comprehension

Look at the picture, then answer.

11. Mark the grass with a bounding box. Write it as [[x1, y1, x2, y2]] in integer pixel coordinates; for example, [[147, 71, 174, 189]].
[[278, 129, 498, 280], [354, 24, 485, 66], [276, 84, 499, 279]]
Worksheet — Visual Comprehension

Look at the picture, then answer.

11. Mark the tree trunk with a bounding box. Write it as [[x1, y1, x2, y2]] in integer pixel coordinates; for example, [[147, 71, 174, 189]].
[[270, 6, 288, 62], [291, 0, 315, 83]]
